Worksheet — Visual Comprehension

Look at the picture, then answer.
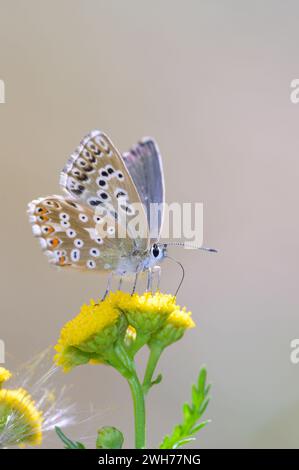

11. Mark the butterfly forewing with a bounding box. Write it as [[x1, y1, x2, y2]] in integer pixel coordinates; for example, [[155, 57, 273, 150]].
[[122, 138, 165, 243], [60, 130, 150, 250]]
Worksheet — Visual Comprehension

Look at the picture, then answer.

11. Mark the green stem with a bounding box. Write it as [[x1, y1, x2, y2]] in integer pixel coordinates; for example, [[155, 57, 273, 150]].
[[127, 371, 146, 449], [112, 341, 146, 449], [142, 345, 164, 395], [126, 333, 150, 359]]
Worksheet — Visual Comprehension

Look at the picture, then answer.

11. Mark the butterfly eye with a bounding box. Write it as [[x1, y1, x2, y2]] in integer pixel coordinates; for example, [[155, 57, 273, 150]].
[[117, 172, 124, 180], [151, 244, 160, 258]]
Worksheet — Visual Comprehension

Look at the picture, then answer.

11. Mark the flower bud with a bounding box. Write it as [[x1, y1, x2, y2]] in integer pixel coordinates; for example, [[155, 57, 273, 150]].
[[149, 308, 195, 348], [96, 426, 124, 449]]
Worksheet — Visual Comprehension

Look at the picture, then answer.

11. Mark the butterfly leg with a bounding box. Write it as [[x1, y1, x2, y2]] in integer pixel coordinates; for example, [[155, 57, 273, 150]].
[[131, 271, 139, 296], [102, 272, 114, 301], [146, 268, 153, 292], [152, 265, 162, 292], [118, 275, 123, 291]]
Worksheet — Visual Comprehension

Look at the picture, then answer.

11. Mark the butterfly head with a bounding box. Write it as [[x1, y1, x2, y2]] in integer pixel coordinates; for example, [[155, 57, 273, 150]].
[[149, 243, 167, 264]]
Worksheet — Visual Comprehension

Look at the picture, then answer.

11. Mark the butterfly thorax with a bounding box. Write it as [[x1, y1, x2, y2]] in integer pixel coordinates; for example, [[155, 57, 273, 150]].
[[115, 243, 166, 275]]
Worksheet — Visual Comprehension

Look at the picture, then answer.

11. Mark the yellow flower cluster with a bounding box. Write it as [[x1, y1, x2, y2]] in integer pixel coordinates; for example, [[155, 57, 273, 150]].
[[54, 300, 124, 372], [57, 300, 120, 348], [54, 292, 195, 372], [109, 291, 180, 334], [0, 368, 43, 446]]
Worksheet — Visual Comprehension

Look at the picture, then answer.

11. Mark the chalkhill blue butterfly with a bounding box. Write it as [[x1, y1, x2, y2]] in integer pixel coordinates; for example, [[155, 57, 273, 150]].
[[28, 130, 216, 294]]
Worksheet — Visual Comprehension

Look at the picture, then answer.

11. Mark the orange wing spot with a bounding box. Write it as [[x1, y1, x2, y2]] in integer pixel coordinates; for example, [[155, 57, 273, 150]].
[[35, 207, 48, 216], [49, 238, 61, 248], [38, 215, 49, 222], [59, 256, 66, 266], [43, 225, 55, 235]]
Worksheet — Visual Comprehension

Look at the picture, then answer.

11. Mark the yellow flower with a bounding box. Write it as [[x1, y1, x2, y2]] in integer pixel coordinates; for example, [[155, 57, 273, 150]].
[[149, 307, 195, 347], [54, 299, 126, 372], [54, 292, 196, 372], [167, 308, 195, 330], [0, 367, 12, 387], [0, 351, 77, 448], [0, 387, 43, 446], [109, 291, 177, 335], [0, 369, 44, 446]]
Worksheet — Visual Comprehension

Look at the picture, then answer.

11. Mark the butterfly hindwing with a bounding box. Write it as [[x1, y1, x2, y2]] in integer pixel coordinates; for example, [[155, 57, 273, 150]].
[[28, 195, 136, 272]]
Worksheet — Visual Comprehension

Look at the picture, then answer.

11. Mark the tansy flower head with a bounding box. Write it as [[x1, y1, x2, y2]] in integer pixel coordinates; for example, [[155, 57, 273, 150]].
[[109, 291, 195, 348], [54, 292, 195, 373], [149, 307, 195, 348], [108, 291, 178, 336], [54, 299, 127, 372], [0, 351, 76, 448], [0, 387, 43, 446]]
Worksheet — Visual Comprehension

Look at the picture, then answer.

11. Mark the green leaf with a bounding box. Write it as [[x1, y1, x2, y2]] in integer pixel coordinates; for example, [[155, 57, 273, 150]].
[[151, 373, 163, 387], [159, 366, 211, 449], [190, 420, 211, 435], [55, 426, 86, 449], [173, 437, 195, 448]]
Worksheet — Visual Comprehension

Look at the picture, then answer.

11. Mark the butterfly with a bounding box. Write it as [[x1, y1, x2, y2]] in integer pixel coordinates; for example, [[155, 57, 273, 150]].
[[28, 130, 168, 278], [28, 130, 217, 293]]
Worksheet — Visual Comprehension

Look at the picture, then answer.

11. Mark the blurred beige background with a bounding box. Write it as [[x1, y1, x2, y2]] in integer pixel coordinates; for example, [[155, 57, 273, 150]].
[[1, 0, 299, 448]]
